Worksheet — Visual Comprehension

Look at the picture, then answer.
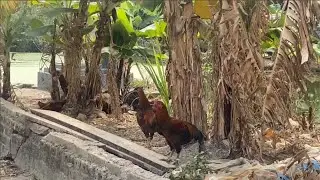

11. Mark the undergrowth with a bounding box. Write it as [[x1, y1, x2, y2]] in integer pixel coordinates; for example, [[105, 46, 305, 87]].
[[169, 154, 212, 180]]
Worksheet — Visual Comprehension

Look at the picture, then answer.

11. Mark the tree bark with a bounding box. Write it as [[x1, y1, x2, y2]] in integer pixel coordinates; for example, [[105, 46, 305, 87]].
[[2, 47, 11, 100], [85, 5, 109, 102], [122, 58, 133, 96], [50, 19, 60, 101], [0, 27, 3, 97], [62, 0, 89, 114], [164, 0, 207, 132], [107, 21, 122, 119], [211, 0, 267, 160]]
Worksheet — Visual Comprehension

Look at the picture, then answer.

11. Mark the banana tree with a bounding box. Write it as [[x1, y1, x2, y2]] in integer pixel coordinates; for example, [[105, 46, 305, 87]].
[[164, 0, 207, 132], [101, 0, 166, 96], [210, 0, 319, 160], [0, 1, 29, 100], [28, 0, 129, 117]]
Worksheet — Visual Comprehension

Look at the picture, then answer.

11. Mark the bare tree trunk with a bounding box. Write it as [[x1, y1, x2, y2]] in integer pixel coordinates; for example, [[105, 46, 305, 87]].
[[107, 21, 122, 119], [164, 0, 207, 132], [62, 0, 89, 115], [50, 19, 60, 101]]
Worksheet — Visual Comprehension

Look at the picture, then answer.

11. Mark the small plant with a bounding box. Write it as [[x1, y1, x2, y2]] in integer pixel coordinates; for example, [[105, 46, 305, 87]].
[[169, 154, 212, 180], [136, 41, 171, 114], [130, 78, 150, 88]]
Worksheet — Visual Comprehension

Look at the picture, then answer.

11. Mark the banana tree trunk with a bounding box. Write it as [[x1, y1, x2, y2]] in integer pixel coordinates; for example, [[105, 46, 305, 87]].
[[62, 0, 89, 115], [0, 24, 10, 100], [116, 57, 124, 92], [50, 19, 60, 101], [122, 58, 133, 96], [85, 5, 108, 102], [0, 26, 4, 97], [107, 21, 122, 119], [164, 0, 207, 132], [2, 46, 11, 100]]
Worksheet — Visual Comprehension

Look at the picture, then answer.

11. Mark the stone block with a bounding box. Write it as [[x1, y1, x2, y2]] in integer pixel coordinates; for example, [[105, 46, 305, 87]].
[[12, 122, 30, 137]]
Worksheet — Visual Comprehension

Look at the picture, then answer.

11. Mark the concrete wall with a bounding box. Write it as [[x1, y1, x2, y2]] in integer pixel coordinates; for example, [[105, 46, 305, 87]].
[[0, 99, 167, 180], [37, 68, 107, 91]]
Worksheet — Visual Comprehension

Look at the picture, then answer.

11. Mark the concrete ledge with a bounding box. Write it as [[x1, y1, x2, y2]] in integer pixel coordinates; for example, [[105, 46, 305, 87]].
[[31, 109, 175, 175], [0, 98, 169, 180], [42, 132, 166, 180]]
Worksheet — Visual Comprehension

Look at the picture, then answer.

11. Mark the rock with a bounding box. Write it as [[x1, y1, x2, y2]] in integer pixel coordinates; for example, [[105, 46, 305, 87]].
[[116, 125, 126, 130], [29, 123, 50, 135], [88, 114, 98, 119], [96, 110, 107, 119], [128, 110, 136, 115], [289, 118, 300, 129], [121, 104, 130, 113], [76, 113, 87, 121]]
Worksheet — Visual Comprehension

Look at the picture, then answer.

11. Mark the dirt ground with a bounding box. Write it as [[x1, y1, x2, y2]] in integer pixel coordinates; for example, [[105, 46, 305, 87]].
[[0, 159, 34, 180], [13, 88, 170, 156], [10, 88, 320, 179]]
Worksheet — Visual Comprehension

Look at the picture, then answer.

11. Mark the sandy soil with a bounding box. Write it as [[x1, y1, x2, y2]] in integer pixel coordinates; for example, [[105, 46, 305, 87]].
[[13, 88, 51, 109]]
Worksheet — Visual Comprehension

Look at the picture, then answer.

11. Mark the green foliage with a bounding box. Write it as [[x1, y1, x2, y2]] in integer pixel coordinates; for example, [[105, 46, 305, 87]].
[[261, 3, 284, 54], [40, 7, 77, 17], [295, 77, 320, 122], [102, 0, 166, 66], [169, 154, 212, 180], [312, 41, 320, 63], [27, 25, 55, 37], [2, 4, 32, 52], [137, 19, 166, 38], [136, 41, 171, 114], [116, 8, 135, 33], [132, 0, 163, 12], [130, 78, 151, 88], [121, 1, 163, 30]]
